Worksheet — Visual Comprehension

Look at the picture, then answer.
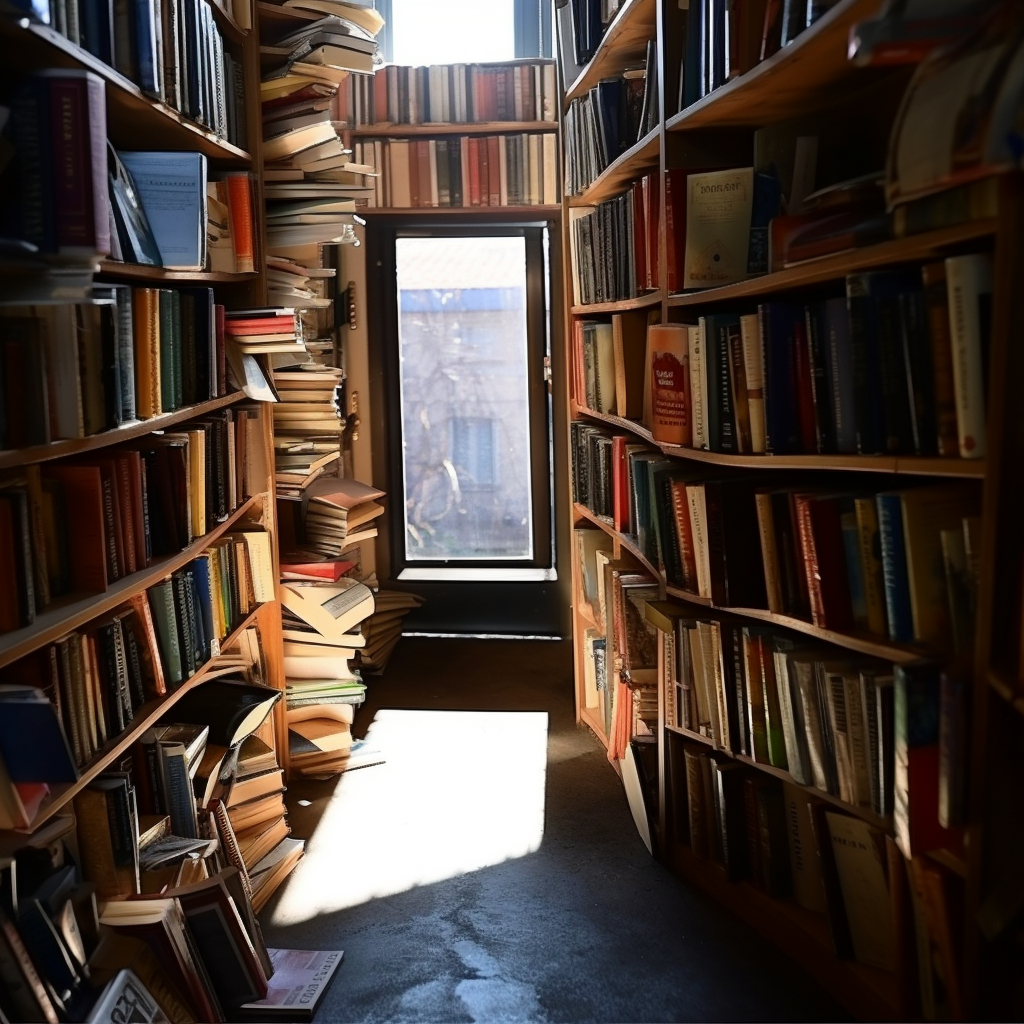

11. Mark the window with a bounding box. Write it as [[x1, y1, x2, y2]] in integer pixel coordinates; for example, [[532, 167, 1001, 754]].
[[450, 417, 497, 489], [373, 0, 552, 64]]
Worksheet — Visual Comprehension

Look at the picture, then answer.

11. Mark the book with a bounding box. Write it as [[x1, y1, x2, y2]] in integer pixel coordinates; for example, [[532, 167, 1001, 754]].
[[165, 680, 281, 747], [237, 947, 343, 1021], [683, 168, 754, 290]]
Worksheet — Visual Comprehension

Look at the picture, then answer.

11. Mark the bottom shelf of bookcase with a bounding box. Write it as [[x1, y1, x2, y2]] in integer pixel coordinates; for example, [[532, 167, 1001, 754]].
[[666, 843, 904, 1020]]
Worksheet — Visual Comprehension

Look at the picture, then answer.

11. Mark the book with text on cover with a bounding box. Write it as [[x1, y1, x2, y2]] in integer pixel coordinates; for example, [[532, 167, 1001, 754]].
[[239, 947, 344, 1021], [683, 168, 754, 290]]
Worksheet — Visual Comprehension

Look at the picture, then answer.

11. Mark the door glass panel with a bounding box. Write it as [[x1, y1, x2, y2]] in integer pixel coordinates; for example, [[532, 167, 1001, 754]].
[[395, 235, 534, 562], [390, 0, 515, 65]]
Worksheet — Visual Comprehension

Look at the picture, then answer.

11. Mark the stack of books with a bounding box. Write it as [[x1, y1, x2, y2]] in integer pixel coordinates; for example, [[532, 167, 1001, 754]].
[[271, 367, 347, 497], [266, 254, 338, 310], [357, 589, 424, 675], [299, 477, 386, 558], [280, 575, 376, 777]]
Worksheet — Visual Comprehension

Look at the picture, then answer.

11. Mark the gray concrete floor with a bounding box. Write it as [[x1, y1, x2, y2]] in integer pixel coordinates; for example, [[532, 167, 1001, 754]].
[[261, 637, 849, 1023]]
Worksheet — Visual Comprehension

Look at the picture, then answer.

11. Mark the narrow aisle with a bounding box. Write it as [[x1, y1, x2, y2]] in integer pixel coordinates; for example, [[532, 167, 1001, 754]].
[[261, 638, 847, 1023]]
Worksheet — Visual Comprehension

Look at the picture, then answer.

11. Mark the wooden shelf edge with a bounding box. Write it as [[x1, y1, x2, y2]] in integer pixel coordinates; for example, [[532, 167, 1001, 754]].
[[664, 0, 881, 132], [0, 491, 266, 669], [0, 392, 247, 470], [349, 121, 558, 137], [665, 220, 999, 307], [98, 261, 260, 283], [569, 125, 660, 208], [665, 843, 902, 1020], [572, 502, 936, 662], [571, 290, 661, 314], [572, 406, 986, 476], [16, 605, 266, 833], [564, 0, 657, 105], [5, 19, 253, 163]]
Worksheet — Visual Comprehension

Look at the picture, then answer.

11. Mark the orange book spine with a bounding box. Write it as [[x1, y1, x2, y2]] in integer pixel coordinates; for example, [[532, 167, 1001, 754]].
[[224, 174, 255, 273]]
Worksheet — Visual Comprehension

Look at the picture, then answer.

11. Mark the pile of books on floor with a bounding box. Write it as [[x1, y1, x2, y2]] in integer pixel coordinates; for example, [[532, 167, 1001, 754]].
[[358, 589, 424, 674], [280, 566, 376, 778]]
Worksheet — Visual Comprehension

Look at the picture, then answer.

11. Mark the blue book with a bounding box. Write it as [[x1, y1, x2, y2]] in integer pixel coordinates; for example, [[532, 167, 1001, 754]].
[[133, 0, 160, 95], [191, 555, 215, 662], [0, 686, 77, 783], [118, 151, 207, 270], [758, 302, 802, 454], [823, 296, 857, 454], [594, 78, 622, 167], [876, 492, 913, 643]]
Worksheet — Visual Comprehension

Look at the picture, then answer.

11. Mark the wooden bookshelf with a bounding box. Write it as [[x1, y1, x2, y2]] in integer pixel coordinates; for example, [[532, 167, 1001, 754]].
[[19, 603, 266, 833], [569, 125, 660, 208], [0, 392, 246, 470], [664, 0, 888, 133], [363, 206, 561, 217], [571, 290, 662, 314], [0, 0, 300, 981], [564, 0, 657, 103], [556, 0, 1014, 1015], [0, 492, 267, 669], [665, 219, 999, 308], [0, 17, 254, 164], [98, 261, 262, 283], [571, 403, 988, 478]]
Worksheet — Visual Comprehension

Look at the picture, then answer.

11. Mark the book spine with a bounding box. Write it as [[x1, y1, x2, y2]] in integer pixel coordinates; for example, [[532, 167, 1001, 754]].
[[876, 493, 913, 643], [921, 262, 960, 457], [945, 253, 992, 459]]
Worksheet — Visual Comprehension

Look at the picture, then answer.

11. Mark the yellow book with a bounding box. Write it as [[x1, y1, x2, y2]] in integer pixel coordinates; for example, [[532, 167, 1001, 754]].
[[187, 429, 206, 540]]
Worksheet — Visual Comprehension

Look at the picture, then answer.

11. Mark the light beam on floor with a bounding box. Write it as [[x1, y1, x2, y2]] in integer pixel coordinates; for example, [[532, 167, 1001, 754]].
[[269, 709, 549, 927]]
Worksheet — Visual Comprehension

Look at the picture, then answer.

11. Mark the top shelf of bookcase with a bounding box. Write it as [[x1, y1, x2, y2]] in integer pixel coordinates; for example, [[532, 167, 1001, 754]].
[[665, 0, 889, 132], [1, 16, 253, 164], [564, 0, 657, 106]]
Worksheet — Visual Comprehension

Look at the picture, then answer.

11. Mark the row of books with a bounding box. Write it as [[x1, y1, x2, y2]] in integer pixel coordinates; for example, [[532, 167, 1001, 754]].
[[0, 413, 269, 630], [355, 133, 559, 210], [575, 251, 993, 463], [676, 0, 827, 113], [337, 60, 558, 128], [28, 0, 248, 146], [562, 43, 657, 196], [271, 366, 344, 496], [0, 288, 232, 450], [571, 424, 981, 651]]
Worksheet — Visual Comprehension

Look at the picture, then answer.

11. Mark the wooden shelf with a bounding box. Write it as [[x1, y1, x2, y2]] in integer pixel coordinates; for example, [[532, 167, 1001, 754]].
[[349, 121, 558, 137], [571, 290, 661, 315], [0, 392, 246, 470], [666, 220, 999, 308], [19, 605, 264, 833], [362, 206, 561, 217], [564, 0, 657, 105], [575, 502, 937, 663], [0, 492, 265, 669], [569, 126, 660, 208], [207, 0, 248, 41], [665, 0, 887, 132], [571, 405, 987, 478], [98, 261, 260, 283], [1, 17, 253, 165], [665, 723, 713, 746], [666, 843, 902, 1020], [257, 1, 319, 24]]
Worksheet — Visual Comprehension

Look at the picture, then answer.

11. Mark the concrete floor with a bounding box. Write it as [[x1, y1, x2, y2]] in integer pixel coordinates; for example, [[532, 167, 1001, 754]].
[[261, 637, 848, 1023]]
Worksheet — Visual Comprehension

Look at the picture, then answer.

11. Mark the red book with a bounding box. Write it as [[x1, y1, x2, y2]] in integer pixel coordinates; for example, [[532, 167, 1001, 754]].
[[0, 500, 19, 633], [670, 479, 699, 593], [487, 136, 500, 205], [44, 69, 110, 255], [665, 169, 688, 294], [793, 494, 853, 629], [791, 314, 817, 452], [416, 139, 432, 207], [611, 435, 630, 534], [373, 67, 387, 123], [467, 137, 482, 205], [280, 558, 358, 582], [522, 66, 535, 122]]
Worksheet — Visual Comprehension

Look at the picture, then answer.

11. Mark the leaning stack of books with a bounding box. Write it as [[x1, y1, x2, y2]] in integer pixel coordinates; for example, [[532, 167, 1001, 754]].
[[297, 477, 386, 559], [280, 573, 376, 777], [356, 589, 425, 674]]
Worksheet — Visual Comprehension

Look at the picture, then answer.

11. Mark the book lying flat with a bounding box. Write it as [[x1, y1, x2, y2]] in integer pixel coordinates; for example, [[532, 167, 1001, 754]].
[[280, 580, 375, 638]]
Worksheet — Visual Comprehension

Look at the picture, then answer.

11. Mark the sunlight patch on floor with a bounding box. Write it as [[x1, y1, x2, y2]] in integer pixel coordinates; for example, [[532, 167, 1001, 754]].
[[269, 709, 549, 926]]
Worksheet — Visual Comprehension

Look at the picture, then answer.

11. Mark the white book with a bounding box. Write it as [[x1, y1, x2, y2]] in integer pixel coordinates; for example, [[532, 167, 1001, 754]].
[[945, 252, 993, 458], [683, 167, 754, 290], [739, 312, 766, 454]]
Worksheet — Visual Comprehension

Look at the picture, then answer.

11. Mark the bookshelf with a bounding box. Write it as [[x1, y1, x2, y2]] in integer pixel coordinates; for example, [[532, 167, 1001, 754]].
[[0, 0, 300, 1014], [557, 0, 1019, 1018]]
